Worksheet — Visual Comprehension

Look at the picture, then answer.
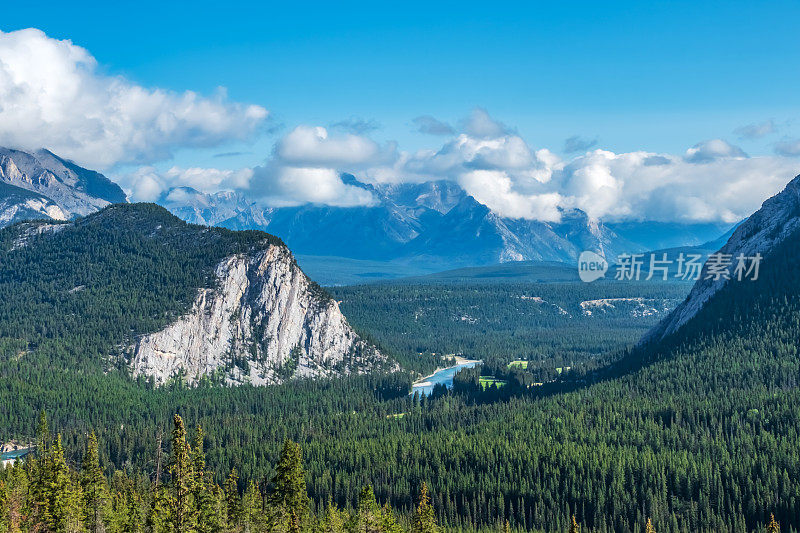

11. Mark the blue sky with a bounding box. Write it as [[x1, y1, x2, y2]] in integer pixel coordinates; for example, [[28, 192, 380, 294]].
[[5, 1, 800, 160], [1, 1, 799, 222]]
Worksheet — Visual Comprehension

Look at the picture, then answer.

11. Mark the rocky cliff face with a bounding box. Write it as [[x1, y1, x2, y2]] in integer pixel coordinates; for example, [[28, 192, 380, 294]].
[[645, 173, 800, 342], [0, 148, 127, 226], [131, 243, 388, 385]]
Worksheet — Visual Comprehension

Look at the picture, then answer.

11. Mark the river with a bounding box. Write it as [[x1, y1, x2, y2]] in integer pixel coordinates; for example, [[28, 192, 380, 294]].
[[411, 360, 482, 396]]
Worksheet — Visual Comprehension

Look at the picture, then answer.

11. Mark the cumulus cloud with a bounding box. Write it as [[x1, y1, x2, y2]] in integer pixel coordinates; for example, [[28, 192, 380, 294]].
[[394, 114, 796, 223], [248, 163, 376, 207], [0, 28, 267, 169], [112, 105, 799, 224], [459, 170, 563, 221], [412, 115, 455, 136], [276, 126, 395, 167], [553, 150, 795, 223], [118, 166, 255, 202], [684, 139, 747, 163], [563, 135, 598, 154], [735, 119, 776, 139]]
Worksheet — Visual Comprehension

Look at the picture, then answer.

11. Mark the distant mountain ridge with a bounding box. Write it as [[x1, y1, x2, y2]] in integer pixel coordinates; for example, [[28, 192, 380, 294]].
[[0, 148, 737, 275], [158, 176, 731, 271], [0, 147, 126, 225]]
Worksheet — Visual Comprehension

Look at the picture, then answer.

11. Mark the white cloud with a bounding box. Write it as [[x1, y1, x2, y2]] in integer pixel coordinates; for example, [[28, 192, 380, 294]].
[[113, 106, 800, 224], [248, 164, 376, 207], [459, 107, 512, 139], [276, 125, 395, 167], [0, 28, 267, 169], [118, 166, 254, 202], [458, 170, 563, 221], [684, 139, 747, 163], [553, 149, 797, 223]]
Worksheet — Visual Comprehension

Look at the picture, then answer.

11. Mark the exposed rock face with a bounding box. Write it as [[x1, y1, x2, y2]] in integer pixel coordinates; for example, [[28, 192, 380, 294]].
[[645, 174, 800, 342], [0, 148, 126, 226], [131, 244, 388, 385]]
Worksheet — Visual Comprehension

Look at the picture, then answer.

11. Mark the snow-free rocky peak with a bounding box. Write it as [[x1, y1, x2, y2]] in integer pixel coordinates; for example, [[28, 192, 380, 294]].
[[131, 240, 390, 386], [645, 173, 800, 342], [0, 147, 126, 226]]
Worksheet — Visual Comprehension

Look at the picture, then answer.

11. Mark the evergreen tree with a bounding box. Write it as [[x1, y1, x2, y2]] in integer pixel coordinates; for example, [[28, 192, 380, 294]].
[[225, 468, 241, 529], [168, 414, 196, 532], [266, 440, 309, 533], [321, 498, 345, 533], [147, 486, 171, 533], [192, 425, 223, 533], [81, 432, 109, 533], [357, 485, 382, 533], [47, 434, 81, 532], [27, 411, 52, 529], [0, 480, 8, 532], [242, 480, 265, 532], [411, 483, 437, 533], [766, 513, 780, 533], [380, 502, 404, 533]]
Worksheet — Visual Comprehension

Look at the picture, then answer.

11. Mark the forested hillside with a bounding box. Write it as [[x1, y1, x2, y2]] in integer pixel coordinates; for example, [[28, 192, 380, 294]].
[[331, 281, 689, 374], [0, 203, 387, 385], [1, 201, 800, 532], [0, 203, 281, 372]]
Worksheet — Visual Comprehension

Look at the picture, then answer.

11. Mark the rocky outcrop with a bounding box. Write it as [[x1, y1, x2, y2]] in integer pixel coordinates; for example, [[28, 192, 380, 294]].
[[645, 174, 800, 342], [131, 243, 389, 385], [0, 147, 127, 227]]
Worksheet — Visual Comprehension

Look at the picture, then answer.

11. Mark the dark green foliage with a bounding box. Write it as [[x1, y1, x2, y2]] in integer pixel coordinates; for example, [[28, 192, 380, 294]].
[[330, 280, 690, 374], [2, 204, 800, 531], [266, 440, 309, 533], [411, 483, 437, 533], [0, 203, 284, 372], [0, 423, 439, 533], [81, 432, 109, 532]]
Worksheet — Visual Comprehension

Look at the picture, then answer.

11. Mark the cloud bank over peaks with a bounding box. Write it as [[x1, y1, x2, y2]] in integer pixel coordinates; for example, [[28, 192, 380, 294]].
[[119, 166, 255, 202], [0, 28, 267, 169], [132, 104, 800, 225], [123, 109, 800, 225]]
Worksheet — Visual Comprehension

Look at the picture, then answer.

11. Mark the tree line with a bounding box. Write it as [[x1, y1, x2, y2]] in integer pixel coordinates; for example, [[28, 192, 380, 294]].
[[0, 412, 439, 533]]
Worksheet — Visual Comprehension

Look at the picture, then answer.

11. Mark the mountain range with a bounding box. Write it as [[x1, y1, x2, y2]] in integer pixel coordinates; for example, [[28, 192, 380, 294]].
[[156, 176, 734, 279], [0, 147, 734, 281]]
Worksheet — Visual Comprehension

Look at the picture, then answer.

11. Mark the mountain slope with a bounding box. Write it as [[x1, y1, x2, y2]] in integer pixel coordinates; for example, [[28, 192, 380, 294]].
[[0, 147, 126, 226], [0, 204, 388, 385], [0, 180, 69, 226], [645, 173, 800, 342], [160, 177, 731, 277], [163, 179, 648, 271]]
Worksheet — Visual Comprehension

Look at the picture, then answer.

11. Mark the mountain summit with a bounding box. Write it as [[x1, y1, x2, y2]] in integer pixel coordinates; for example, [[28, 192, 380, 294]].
[[159, 177, 727, 273], [0, 204, 389, 386], [0, 147, 126, 225], [645, 173, 800, 343]]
